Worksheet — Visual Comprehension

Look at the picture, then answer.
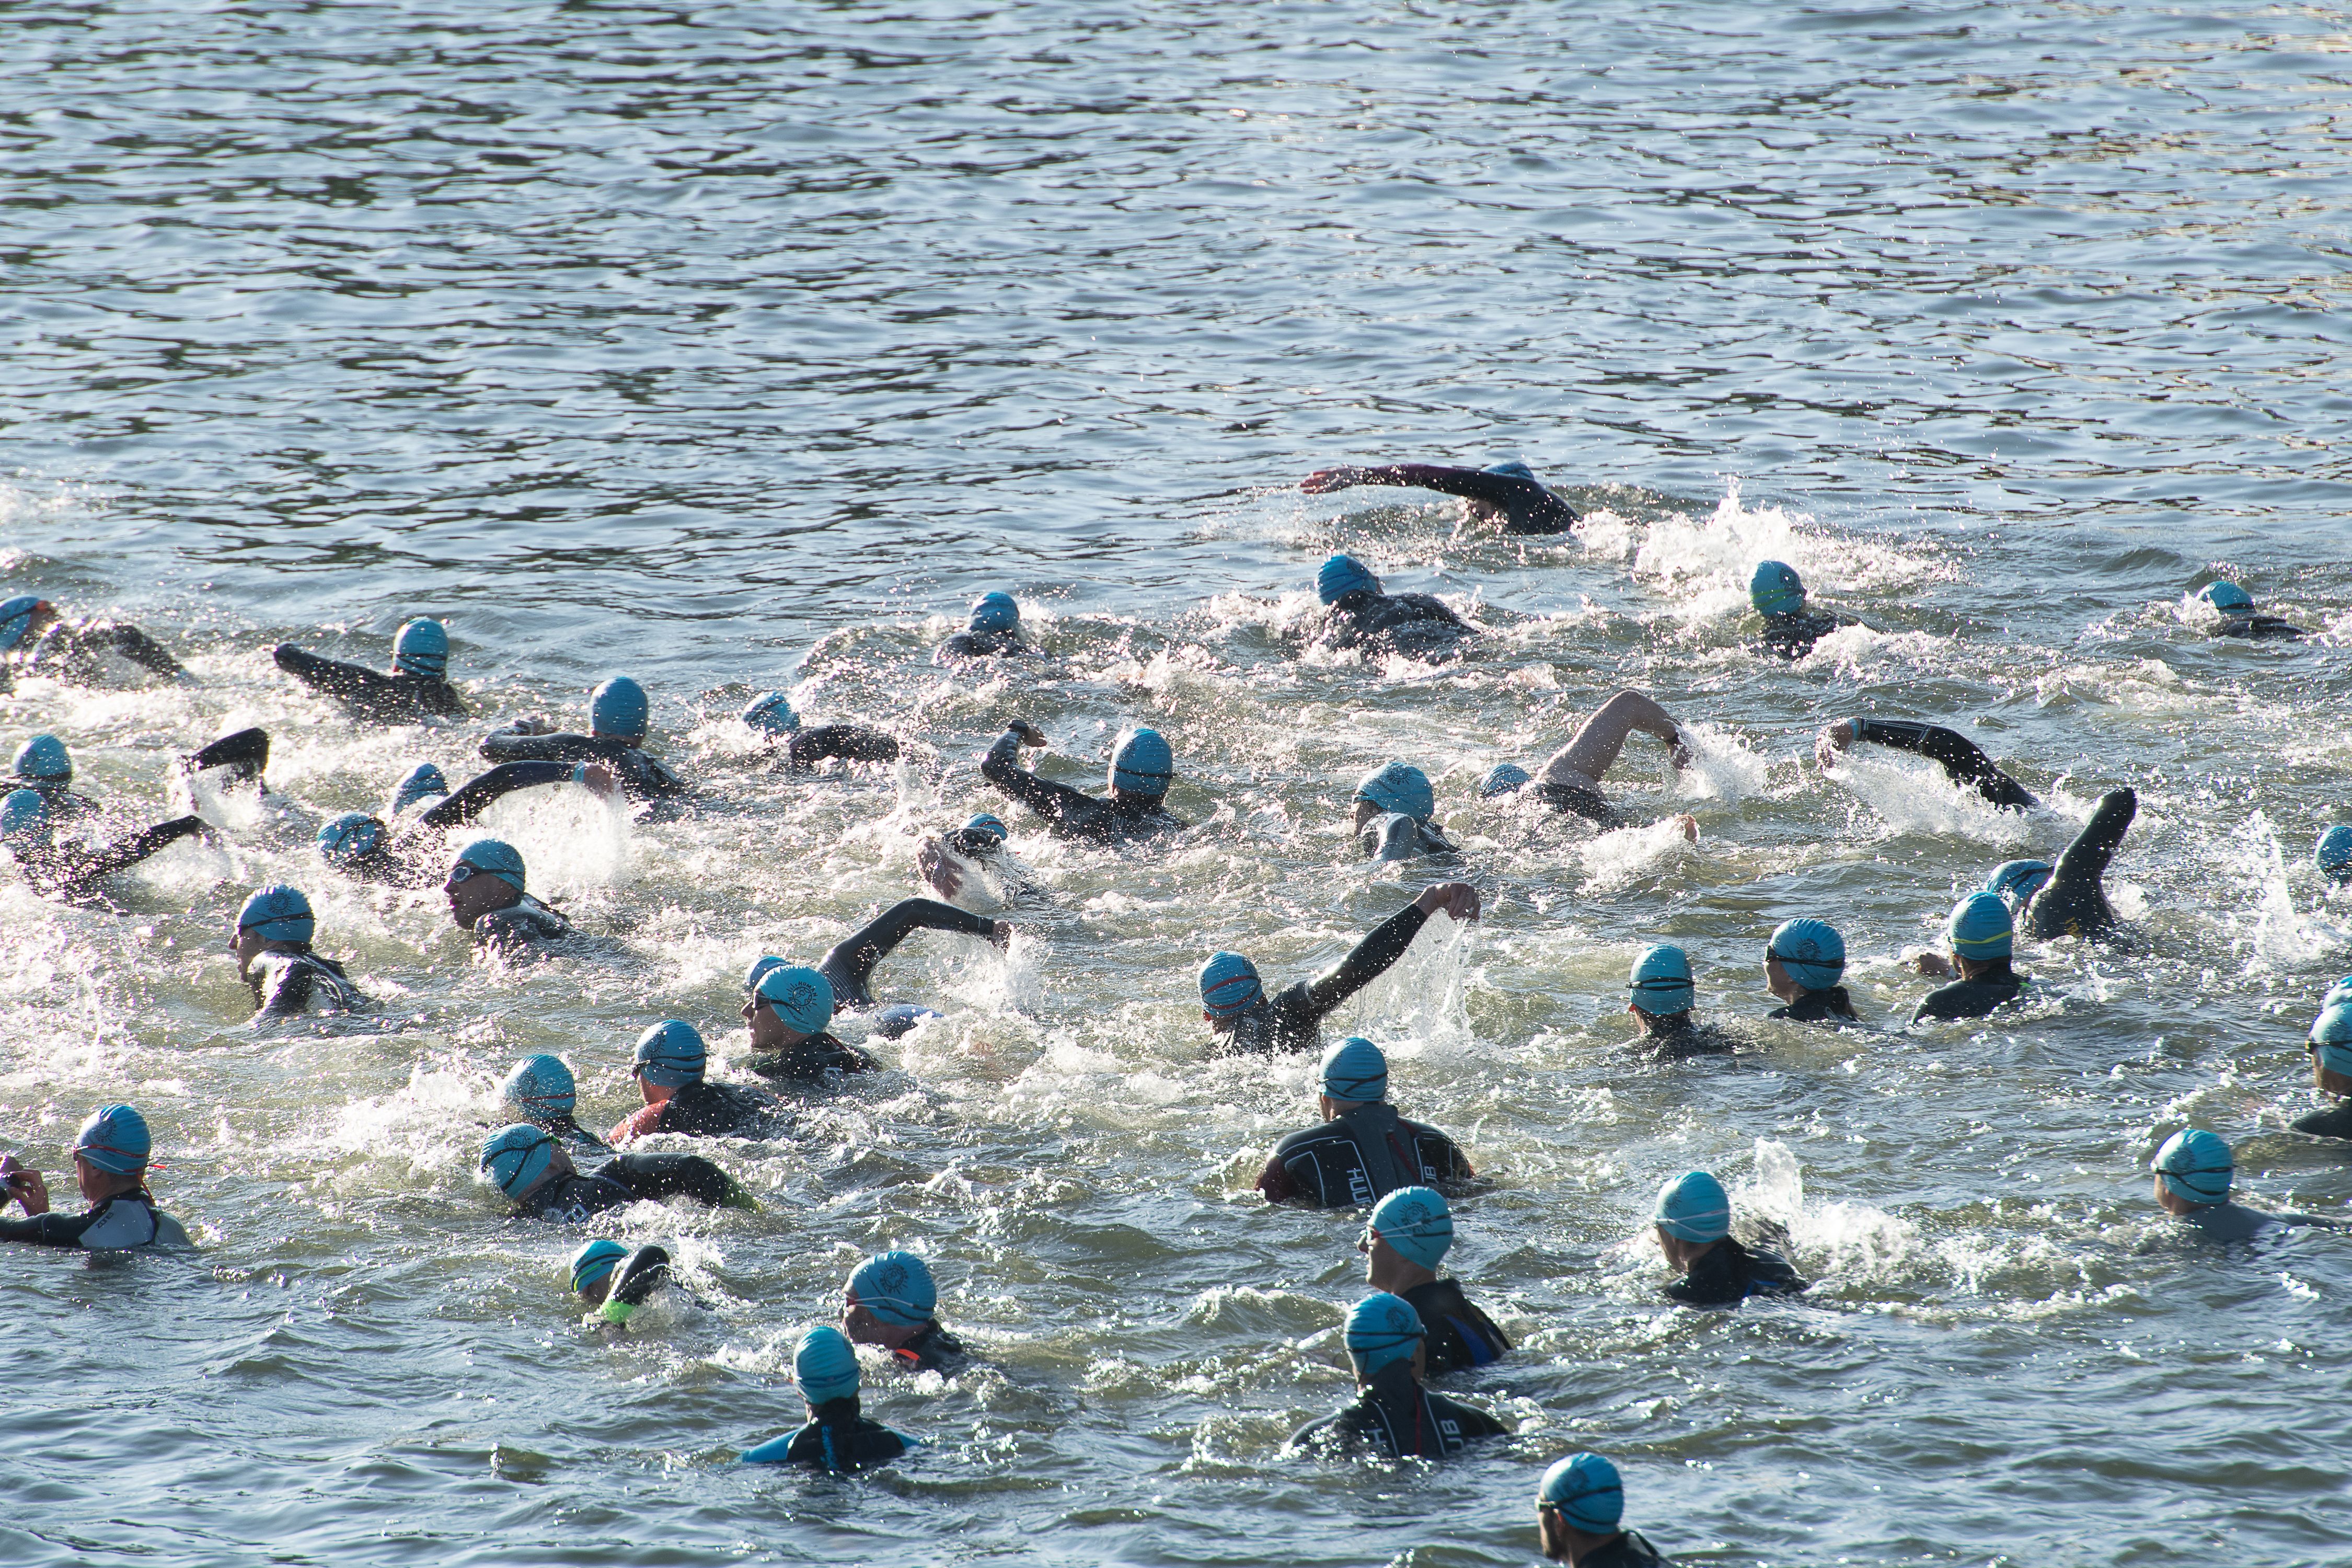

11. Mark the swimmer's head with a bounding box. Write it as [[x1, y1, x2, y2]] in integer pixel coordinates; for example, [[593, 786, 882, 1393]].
[[589, 676, 650, 742], [794, 1325, 862, 1405], [1354, 761, 1435, 824], [961, 812, 1008, 846], [1198, 951, 1263, 1019], [568, 1237, 628, 1301], [744, 954, 786, 995], [502, 1053, 578, 1120], [316, 812, 388, 869], [0, 788, 50, 846], [740, 691, 799, 736], [1320, 1036, 1389, 1104], [1985, 859, 2054, 912], [1539, 1452, 1625, 1536], [1483, 459, 1538, 482], [1317, 553, 1380, 605], [2314, 826, 2352, 884], [1629, 944, 1694, 1016], [11, 733, 71, 785], [392, 617, 449, 679], [2309, 1004, 2352, 1078], [1479, 762, 1531, 799], [2153, 1128, 2232, 1205], [1749, 560, 1807, 617], [74, 1104, 151, 1176], [0, 595, 51, 652], [1946, 892, 2014, 962], [1109, 727, 1174, 798], [1365, 1185, 1453, 1270], [2196, 580, 2254, 618], [236, 884, 316, 947], [847, 1250, 936, 1327], [2327, 976, 2352, 1012], [967, 592, 1020, 635], [452, 838, 527, 893], [478, 1124, 558, 1196], [1654, 1170, 1732, 1243], [754, 964, 834, 1036], [632, 1020, 707, 1089], [390, 762, 449, 818], [870, 1002, 941, 1040], [1343, 1292, 1426, 1379], [1767, 918, 1846, 993]]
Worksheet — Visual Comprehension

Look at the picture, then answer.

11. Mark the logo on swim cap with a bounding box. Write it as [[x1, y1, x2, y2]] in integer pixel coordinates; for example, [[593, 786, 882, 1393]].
[[2153, 1128, 2232, 1205], [1749, 560, 1806, 617], [11, 734, 71, 783], [1198, 951, 1263, 1018], [794, 1324, 863, 1404], [74, 1104, 152, 1175], [1946, 891, 2013, 960], [848, 1250, 937, 1327], [1654, 1170, 1731, 1242], [1320, 1036, 1389, 1103], [1353, 761, 1435, 824], [1630, 944, 1694, 1015], [967, 592, 1020, 636], [1317, 553, 1380, 606], [236, 884, 317, 946], [1342, 1292, 1426, 1377], [1766, 918, 1846, 993], [0, 595, 48, 652], [589, 676, 650, 741], [1366, 1186, 1453, 1270], [1109, 727, 1174, 797], [755, 964, 834, 1036], [1540, 1452, 1625, 1534], [392, 618, 449, 679]]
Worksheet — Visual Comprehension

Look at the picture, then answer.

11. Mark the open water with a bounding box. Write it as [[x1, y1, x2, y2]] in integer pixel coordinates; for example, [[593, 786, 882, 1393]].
[[5, 2, 2352, 1564]]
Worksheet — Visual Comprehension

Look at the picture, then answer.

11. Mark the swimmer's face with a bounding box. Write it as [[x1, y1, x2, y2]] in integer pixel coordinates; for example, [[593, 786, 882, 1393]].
[[1465, 497, 1501, 525], [579, 1274, 612, 1308], [1351, 800, 1381, 832], [843, 1295, 884, 1345], [743, 996, 809, 1050], [1763, 954, 1798, 1003], [442, 862, 517, 927]]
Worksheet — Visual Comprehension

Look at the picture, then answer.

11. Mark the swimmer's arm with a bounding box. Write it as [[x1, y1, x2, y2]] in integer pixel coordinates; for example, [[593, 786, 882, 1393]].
[[0, 1207, 101, 1247], [418, 762, 577, 828], [1301, 903, 1435, 1018], [1304, 465, 1576, 528], [2043, 787, 2137, 905], [786, 725, 901, 771], [1253, 1150, 1303, 1204], [90, 622, 187, 678], [76, 815, 206, 882], [979, 729, 1102, 831], [818, 897, 1003, 1001], [181, 725, 271, 782], [273, 644, 388, 699], [1851, 720, 2036, 809]]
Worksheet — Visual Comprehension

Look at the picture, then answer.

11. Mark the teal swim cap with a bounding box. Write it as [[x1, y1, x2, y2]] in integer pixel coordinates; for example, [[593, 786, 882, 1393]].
[[589, 676, 650, 740], [0, 788, 49, 845], [1946, 892, 2014, 961], [1343, 1292, 1426, 1377], [754, 965, 833, 1036], [1317, 553, 1380, 606], [2326, 976, 2352, 1012], [454, 838, 527, 893], [236, 884, 316, 946], [12, 734, 70, 783], [1484, 459, 1538, 482], [393, 618, 448, 679], [794, 1324, 862, 1404], [961, 812, 1008, 845], [741, 691, 799, 736], [0, 595, 47, 651], [1767, 918, 1846, 993], [1630, 944, 1694, 1016], [390, 762, 449, 816], [1354, 761, 1435, 823], [2309, 1003, 2352, 1077], [1653, 1170, 1731, 1243], [479, 1124, 558, 1197], [1366, 1186, 1453, 1270], [848, 1250, 936, 1327], [1320, 1036, 1389, 1102], [74, 1104, 152, 1175], [968, 592, 1020, 635], [1198, 951, 1263, 1018], [632, 1020, 707, 1090], [2154, 1128, 2232, 1204], [2197, 580, 2254, 615], [744, 954, 787, 995], [2315, 826, 2352, 883], [1109, 727, 1173, 797], [569, 1237, 627, 1296], [1539, 1452, 1625, 1534], [1749, 560, 1806, 617], [503, 1053, 577, 1119], [317, 812, 387, 868], [1481, 763, 1530, 799], [1986, 859, 2054, 910]]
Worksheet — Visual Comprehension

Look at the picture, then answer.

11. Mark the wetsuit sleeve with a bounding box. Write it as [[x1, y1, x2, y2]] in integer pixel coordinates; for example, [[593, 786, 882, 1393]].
[[182, 727, 270, 780], [419, 761, 577, 828], [1300, 903, 1432, 1021], [0, 1209, 104, 1247], [818, 898, 997, 1005], [77, 816, 206, 882], [1346, 465, 1577, 533], [275, 645, 394, 702], [478, 729, 582, 764], [2031, 787, 2136, 937], [604, 1152, 748, 1208], [84, 622, 186, 678], [980, 731, 1111, 836], [786, 725, 901, 770], [1254, 1148, 1302, 1204], [608, 1104, 665, 1147], [1853, 720, 2036, 810]]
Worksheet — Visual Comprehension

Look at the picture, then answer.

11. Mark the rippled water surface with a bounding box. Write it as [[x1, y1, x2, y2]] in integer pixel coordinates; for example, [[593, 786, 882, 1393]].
[[6, 2, 2352, 1564]]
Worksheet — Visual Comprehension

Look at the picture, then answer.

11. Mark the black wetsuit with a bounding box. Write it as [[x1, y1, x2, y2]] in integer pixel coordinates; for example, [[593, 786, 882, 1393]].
[[1768, 987, 1862, 1027], [275, 644, 465, 722], [1632, 1016, 1735, 1058], [746, 1031, 877, 1083], [510, 1152, 742, 1221], [981, 731, 1181, 844], [1913, 964, 2025, 1023], [936, 629, 1024, 662], [2021, 788, 2136, 940], [1312, 589, 1475, 662], [531, 1114, 612, 1159], [1533, 779, 1623, 828], [2290, 1100, 2352, 1140], [1288, 1358, 1508, 1459], [478, 728, 688, 801], [1666, 1234, 1806, 1306], [1361, 812, 1457, 863], [1216, 902, 1435, 1058], [248, 949, 367, 1018], [613, 1078, 782, 1143], [1753, 609, 1850, 661], [780, 725, 900, 772], [0, 1191, 187, 1249], [821, 897, 1000, 1010], [1849, 719, 2036, 811], [471, 896, 575, 953], [1399, 1278, 1509, 1374], [1337, 464, 1578, 535], [886, 1321, 965, 1375], [15, 619, 186, 685], [13, 816, 206, 901], [1576, 1532, 1676, 1568], [19, 778, 103, 825], [2213, 614, 2303, 642], [1255, 1103, 1474, 1207], [2176, 1202, 2333, 1241], [765, 1397, 915, 1471]]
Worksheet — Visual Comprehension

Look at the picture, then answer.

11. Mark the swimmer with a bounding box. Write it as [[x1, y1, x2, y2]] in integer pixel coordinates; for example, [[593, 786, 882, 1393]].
[[1286, 1292, 1509, 1459], [0, 595, 187, 688], [1652, 1171, 1805, 1306], [1911, 893, 2027, 1023], [2291, 1004, 2352, 1141], [982, 720, 1181, 843], [2194, 580, 2304, 641], [1483, 690, 1700, 836], [501, 1054, 610, 1157], [1538, 1452, 1678, 1567], [1200, 881, 1480, 1057], [606, 1021, 780, 1144], [2315, 826, 2352, 885], [1356, 1186, 1508, 1373], [1762, 919, 1861, 1025], [742, 1327, 917, 1472], [0, 1105, 190, 1249], [1746, 560, 1858, 661], [740, 963, 877, 1082], [1351, 762, 1457, 862], [479, 677, 689, 802], [1626, 946, 1728, 1055], [229, 884, 367, 1018], [1256, 1037, 1475, 1207], [1, 787, 207, 904], [11, 733, 102, 822], [844, 1250, 965, 1374], [1815, 715, 2035, 812], [317, 758, 619, 887], [1299, 457, 1578, 535], [569, 1238, 630, 1308], [572, 1241, 687, 1327], [2151, 1128, 2330, 1240], [737, 690, 902, 773], [1302, 553, 1476, 662], [443, 839, 574, 953], [478, 1123, 753, 1221], [933, 591, 1029, 663], [819, 898, 1012, 1012], [1947, 787, 2141, 948], [274, 617, 467, 722], [915, 812, 1043, 907]]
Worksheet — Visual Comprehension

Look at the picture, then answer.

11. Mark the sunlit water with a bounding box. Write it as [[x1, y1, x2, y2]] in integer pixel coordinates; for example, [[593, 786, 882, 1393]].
[[5, 2, 2352, 1564]]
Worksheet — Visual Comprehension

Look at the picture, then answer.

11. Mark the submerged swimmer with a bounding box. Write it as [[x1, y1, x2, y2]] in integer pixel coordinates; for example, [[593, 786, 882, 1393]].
[[982, 721, 1181, 844], [2151, 1128, 2330, 1240], [1483, 690, 1700, 836], [2314, 826, 2352, 886], [934, 592, 1028, 663], [915, 812, 1043, 908], [501, 1054, 610, 1158], [275, 617, 466, 722], [1911, 893, 2027, 1023], [606, 1021, 781, 1145], [569, 1240, 688, 1327], [1538, 1452, 1679, 1568], [1, 594, 187, 688], [740, 963, 876, 1083], [229, 884, 367, 1019], [0, 1104, 190, 1250], [742, 1327, 918, 1472], [1626, 946, 1730, 1056], [1652, 1171, 1806, 1306], [2194, 580, 2303, 642], [1761, 919, 1861, 1026], [844, 1250, 965, 1374], [316, 756, 619, 886], [11, 733, 105, 823], [1255, 1036, 1475, 1208], [1287, 1292, 1509, 1460], [480, 677, 689, 802], [1198, 881, 1481, 1058], [1356, 1185, 1508, 1374], [478, 1123, 752, 1221], [2293, 1004, 2352, 1141], [1303, 553, 1475, 662], [1350, 762, 1456, 862], [1746, 561, 1858, 661], [443, 839, 575, 954], [739, 690, 903, 773], [1, 787, 207, 904], [1299, 457, 1578, 535], [1815, 715, 2035, 812]]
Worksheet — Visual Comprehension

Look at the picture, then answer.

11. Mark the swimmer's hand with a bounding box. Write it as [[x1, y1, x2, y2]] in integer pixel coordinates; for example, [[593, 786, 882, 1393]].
[[1814, 720, 1857, 770], [1300, 467, 1365, 494], [1006, 720, 1048, 747], [1668, 732, 1694, 770], [916, 838, 964, 900], [1670, 814, 1698, 843], [990, 920, 1013, 950], [577, 762, 619, 800], [1912, 951, 1955, 978], [2, 1159, 50, 1216], [1415, 882, 1481, 923]]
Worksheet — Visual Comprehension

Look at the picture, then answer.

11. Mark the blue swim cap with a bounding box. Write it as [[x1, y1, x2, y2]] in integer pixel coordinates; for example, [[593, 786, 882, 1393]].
[[794, 1324, 862, 1404], [0, 788, 49, 845], [502, 1053, 578, 1119], [2309, 1003, 2352, 1077], [393, 618, 448, 679], [74, 1104, 152, 1175], [1354, 761, 1435, 824], [1986, 859, 2054, 911], [1367, 1186, 1453, 1270], [961, 812, 1008, 845], [390, 762, 449, 817], [0, 595, 46, 651], [1343, 1292, 1426, 1377], [848, 1250, 937, 1327], [1198, 951, 1264, 1018], [967, 592, 1020, 635], [2154, 1128, 2232, 1204], [2326, 976, 2352, 1012], [744, 954, 787, 995], [454, 838, 527, 893], [1630, 944, 1694, 1016], [755, 964, 835, 1036], [1539, 1452, 1625, 1534], [1767, 918, 1846, 993], [1749, 560, 1807, 617], [12, 734, 71, 783], [871, 1002, 942, 1040], [1946, 891, 2014, 961], [236, 884, 316, 946], [1479, 762, 1531, 799], [1109, 727, 1174, 797], [741, 690, 799, 736], [569, 1237, 628, 1296], [317, 812, 387, 868], [589, 676, 650, 741], [479, 1123, 558, 1197], [1320, 1035, 1389, 1102], [2314, 826, 2352, 882], [1483, 459, 1538, 482], [2197, 580, 2254, 615], [632, 1020, 707, 1089], [1317, 552, 1380, 606], [1654, 1170, 1732, 1243]]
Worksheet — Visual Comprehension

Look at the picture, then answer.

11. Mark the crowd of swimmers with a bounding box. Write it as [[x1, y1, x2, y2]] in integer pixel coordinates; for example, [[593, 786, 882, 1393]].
[[2, 495, 2346, 1557]]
